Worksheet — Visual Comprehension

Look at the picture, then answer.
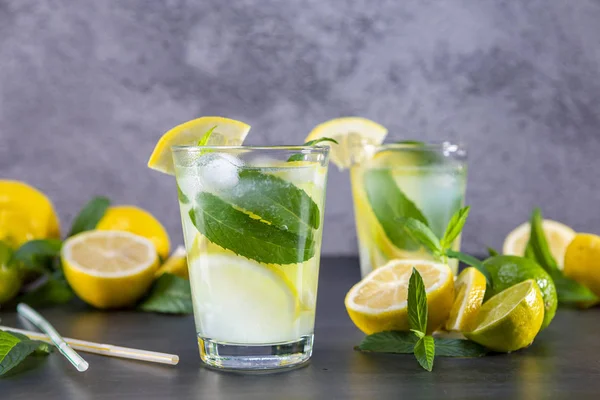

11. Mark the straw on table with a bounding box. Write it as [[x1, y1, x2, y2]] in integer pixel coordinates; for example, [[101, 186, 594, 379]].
[[0, 325, 179, 366]]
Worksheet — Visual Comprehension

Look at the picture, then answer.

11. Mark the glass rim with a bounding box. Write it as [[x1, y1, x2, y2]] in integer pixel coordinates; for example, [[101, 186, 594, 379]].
[[376, 141, 466, 152], [171, 145, 331, 153]]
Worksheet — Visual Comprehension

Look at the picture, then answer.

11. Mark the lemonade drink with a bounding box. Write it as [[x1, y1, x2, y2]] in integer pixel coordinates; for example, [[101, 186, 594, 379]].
[[350, 143, 466, 277], [172, 146, 329, 370]]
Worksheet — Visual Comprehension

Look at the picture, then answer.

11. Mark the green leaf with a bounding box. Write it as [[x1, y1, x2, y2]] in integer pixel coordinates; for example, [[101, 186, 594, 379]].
[[552, 274, 598, 304], [138, 273, 193, 314], [395, 140, 425, 145], [440, 206, 470, 252], [356, 331, 418, 354], [408, 268, 428, 334], [13, 239, 62, 272], [526, 208, 598, 305], [446, 250, 492, 287], [434, 338, 489, 357], [177, 183, 190, 204], [487, 247, 499, 257], [413, 336, 435, 371], [0, 330, 51, 376], [68, 196, 111, 237], [220, 169, 320, 232], [397, 217, 442, 256], [197, 125, 217, 146], [365, 170, 429, 250], [17, 274, 73, 307], [0, 241, 13, 266], [190, 192, 315, 265], [288, 137, 339, 162]]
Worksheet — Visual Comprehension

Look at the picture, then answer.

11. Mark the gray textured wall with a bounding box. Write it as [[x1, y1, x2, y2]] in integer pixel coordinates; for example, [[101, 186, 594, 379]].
[[1, 0, 599, 255]]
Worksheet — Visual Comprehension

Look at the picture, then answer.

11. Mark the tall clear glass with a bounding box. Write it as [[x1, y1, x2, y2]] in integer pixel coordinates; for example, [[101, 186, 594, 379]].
[[350, 142, 467, 277], [172, 145, 329, 370]]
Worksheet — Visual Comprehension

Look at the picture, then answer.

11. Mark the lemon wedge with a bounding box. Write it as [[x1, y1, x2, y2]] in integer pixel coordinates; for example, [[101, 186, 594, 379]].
[[190, 253, 300, 343], [445, 267, 487, 332], [465, 279, 544, 352], [305, 117, 388, 169], [155, 245, 188, 279], [61, 230, 159, 309], [345, 259, 454, 334], [503, 220, 575, 269], [147, 116, 251, 175]]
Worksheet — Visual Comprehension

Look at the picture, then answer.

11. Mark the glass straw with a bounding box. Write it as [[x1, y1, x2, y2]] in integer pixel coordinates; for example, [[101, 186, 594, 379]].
[[16, 303, 90, 372]]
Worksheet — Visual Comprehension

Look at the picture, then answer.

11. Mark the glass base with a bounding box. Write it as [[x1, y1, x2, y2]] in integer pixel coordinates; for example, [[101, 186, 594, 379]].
[[198, 334, 314, 371]]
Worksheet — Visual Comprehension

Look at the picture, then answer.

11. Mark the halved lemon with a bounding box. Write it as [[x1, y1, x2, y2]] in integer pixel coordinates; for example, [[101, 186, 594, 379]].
[[464, 279, 544, 352], [147, 116, 251, 175], [503, 220, 575, 268], [61, 230, 159, 309], [0, 180, 60, 241], [190, 253, 300, 343], [97, 205, 170, 260], [155, 245, 188, 279], [345, 259, 454, 334], [445, 267, 487, 332], [304, 117, 388, 169]]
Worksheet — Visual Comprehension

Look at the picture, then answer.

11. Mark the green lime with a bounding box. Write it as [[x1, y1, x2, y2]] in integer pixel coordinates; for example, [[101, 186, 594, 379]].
[[0, 263, 21, 304], [483, 255, 557, 330], [464, 279, 544, 352]]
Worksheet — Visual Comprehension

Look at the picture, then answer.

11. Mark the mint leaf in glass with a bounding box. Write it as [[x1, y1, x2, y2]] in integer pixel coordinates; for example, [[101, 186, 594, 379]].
[[397, 217, 442, 257], [197, 125, 217, 146], [365, 170, 429, 250], [68, 196, 111, 237], [190, 192, 315, 265], [413, 335, 435, 371], [288, 137, 338, 162], [138, 273, 193, 314]]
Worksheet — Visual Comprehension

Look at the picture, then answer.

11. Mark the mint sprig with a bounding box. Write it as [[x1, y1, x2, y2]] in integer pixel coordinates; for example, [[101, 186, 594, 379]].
[[526, 207, 598, 305], [0, 330, 52, 376], [407, 268, 434, 371], [197, 125, 217, 146], [68, 196, 111, 237], [287, 137, 339, 162]]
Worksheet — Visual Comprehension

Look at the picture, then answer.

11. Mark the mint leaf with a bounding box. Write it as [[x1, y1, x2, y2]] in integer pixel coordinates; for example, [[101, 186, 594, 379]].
[[220, 169, 320, 232], [408, 268, 428, 334], [356, 331, 418, 354], [288, 137, 339, 162], [413, 336, 435, 371], [0, 330, 51, 376], [553, 274, 598, 304], [395, 140, 425, 145], [434, 338, 488, 357], [365, 170, 429, 250], [138, 273, 193, 314], [190, 192, 315, 264], [440, 206, 470, 252], [13, 239, 62, 272], [177, 183, 190, 204], [68, 196, 110, 237], [0, 241, 12, 266], [445, 250, 492, 287], [397, 217, 442, 256], [197, 125, 217, 146], [487, 247, 499, 257], [18, 274, 73, 307]]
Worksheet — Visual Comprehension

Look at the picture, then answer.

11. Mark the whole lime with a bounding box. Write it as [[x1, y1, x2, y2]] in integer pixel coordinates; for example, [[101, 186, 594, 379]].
[[0, 264, 21, 304], [483, 255, 557, 330]]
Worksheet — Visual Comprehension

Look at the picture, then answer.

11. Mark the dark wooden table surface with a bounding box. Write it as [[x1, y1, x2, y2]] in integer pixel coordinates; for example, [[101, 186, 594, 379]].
[[2, 257, 600, 399]]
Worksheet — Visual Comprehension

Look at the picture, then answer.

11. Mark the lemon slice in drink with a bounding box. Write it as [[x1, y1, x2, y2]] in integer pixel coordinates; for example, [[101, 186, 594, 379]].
[[445, 267, 487, 332], [305, 117, 388, 169], [61, 230, 159, 309], [147, 116, 251, 175], [190, 254, 300, 343], [503, 220, 575, 269], [345, 259, 454, 334], [464, 279, 544, 352]]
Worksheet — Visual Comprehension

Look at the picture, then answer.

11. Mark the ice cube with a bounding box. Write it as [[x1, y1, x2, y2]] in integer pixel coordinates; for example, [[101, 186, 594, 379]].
[[197, 153, 243, 192]]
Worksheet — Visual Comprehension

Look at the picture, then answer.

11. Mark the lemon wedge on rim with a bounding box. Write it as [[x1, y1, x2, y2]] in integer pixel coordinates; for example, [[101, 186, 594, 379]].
[[147, 116, 251, 175], [304, 117, 388, 170]]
